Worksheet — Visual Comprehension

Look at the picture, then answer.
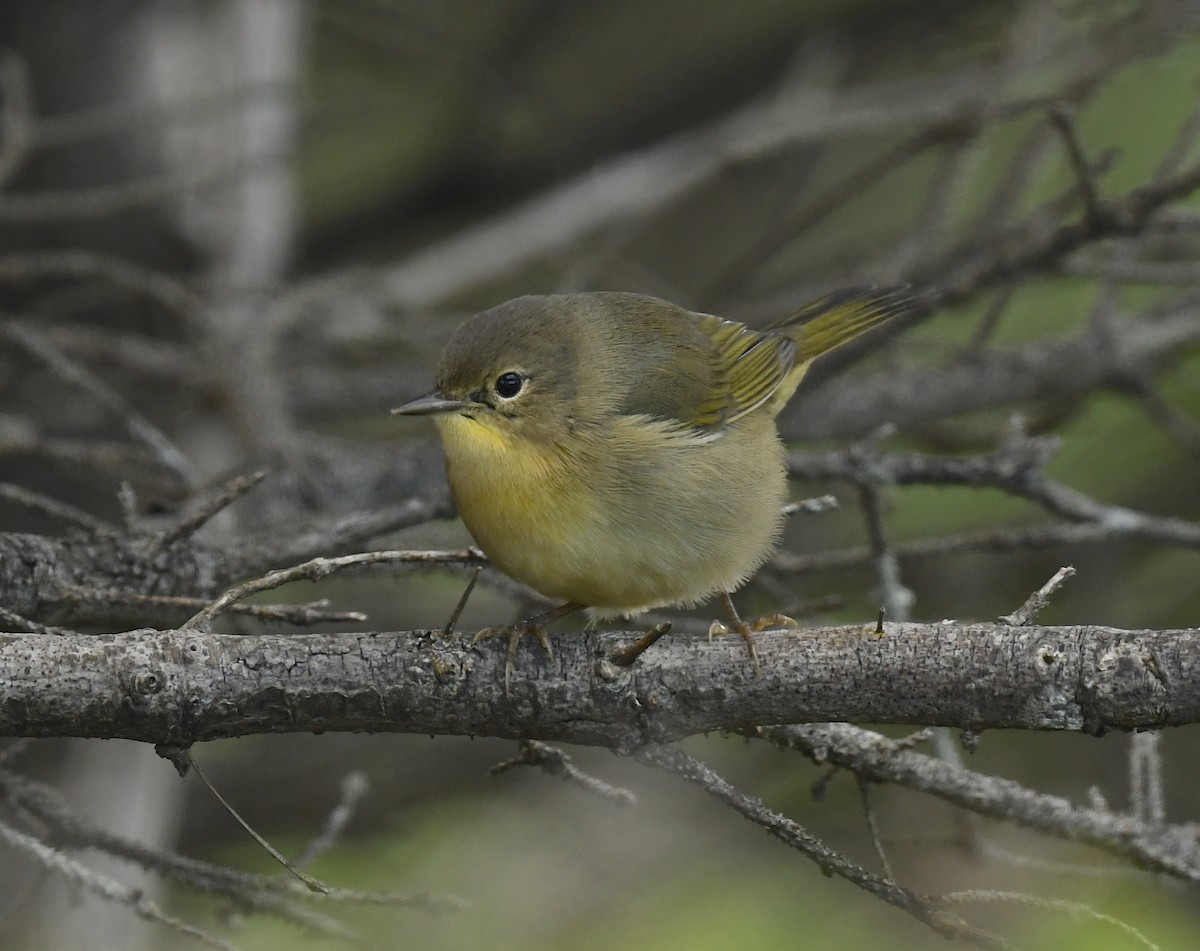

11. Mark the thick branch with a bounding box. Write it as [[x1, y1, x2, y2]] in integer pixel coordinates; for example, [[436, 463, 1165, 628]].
[[0, 490, 449, 627], [1, 623, 1197, 748]]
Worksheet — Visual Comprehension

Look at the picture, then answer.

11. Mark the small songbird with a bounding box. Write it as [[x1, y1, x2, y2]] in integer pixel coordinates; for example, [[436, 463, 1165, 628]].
[[394, 288, 910, 687]]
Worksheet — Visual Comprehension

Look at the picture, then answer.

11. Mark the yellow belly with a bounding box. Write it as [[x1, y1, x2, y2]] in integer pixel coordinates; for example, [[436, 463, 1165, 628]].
[[435, 412, 784, 615]]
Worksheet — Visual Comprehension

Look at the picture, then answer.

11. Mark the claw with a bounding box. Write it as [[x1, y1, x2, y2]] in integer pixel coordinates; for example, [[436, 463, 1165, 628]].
[[472, 623, 549, 695], [733, 621, 762, 676], [716, 592, 764, 677], [751, 613, 798, 633], [471, 601, 583, 695]]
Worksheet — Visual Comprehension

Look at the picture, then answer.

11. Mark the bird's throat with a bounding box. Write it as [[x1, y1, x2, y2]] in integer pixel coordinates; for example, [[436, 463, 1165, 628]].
[[435, 414, 590, 581]]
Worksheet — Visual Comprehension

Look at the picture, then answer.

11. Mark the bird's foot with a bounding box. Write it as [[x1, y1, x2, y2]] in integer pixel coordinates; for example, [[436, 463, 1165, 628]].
[[708, 593, 798, 677], [706, 619, 762, 676], [472, 601, 583, 695], [472, 622, 552, 696]]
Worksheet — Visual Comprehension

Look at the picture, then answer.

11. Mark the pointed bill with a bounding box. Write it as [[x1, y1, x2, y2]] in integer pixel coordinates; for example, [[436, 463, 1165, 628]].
[[391, 392, 471, 416]]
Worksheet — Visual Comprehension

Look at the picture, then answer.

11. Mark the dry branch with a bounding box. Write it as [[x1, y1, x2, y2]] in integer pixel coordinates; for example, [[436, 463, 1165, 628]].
[[2, 623, 1197, 748], [756, 723, 1200, 883]]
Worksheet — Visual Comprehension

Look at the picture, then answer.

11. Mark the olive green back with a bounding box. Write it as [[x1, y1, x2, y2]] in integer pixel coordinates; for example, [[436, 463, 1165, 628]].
[[574, 287, 912, 431]]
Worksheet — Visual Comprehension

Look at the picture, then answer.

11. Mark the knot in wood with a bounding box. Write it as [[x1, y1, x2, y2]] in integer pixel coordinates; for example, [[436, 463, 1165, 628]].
[[130, 671, 163, 699]]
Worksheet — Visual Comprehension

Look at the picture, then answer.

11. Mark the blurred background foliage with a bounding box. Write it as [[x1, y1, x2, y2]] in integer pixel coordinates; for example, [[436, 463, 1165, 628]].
[[2, 0, 1200, 949]]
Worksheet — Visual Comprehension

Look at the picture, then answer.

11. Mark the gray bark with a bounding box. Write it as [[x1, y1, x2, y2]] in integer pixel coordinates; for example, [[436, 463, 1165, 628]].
[[2, 623, 1195, 750]]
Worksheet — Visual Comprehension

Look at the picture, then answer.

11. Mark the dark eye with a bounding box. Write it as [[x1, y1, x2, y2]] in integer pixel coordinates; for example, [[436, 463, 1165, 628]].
[[494, 371, 524, 399]]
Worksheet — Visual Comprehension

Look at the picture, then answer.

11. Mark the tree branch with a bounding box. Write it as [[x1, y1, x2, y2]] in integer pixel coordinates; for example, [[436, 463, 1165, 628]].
[[755, 723, 1200, 883], [2, 623, 1196, 747]]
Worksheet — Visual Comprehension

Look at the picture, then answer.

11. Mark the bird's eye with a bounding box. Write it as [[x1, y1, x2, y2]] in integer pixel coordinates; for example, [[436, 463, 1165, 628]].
[[494, 371, 524, 399]]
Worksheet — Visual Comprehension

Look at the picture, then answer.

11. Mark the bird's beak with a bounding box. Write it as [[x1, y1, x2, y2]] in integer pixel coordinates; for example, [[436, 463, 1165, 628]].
[[391, 392, 471, 416]]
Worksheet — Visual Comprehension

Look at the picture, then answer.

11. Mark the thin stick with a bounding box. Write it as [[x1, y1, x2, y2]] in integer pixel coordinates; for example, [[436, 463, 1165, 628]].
[[857, 776, 895, 881], [186, 752, 328, 894], [72, 588, 365, 626], [610, 622, 672, 667], [857, 482, 914, 622], [0, 482, 113, 534], [781, 494, 838, 516], [938, 890, 1159, 951], [443, 566, 481, 636], [1128, 731, 1165, 824], [1050, 103, 1105, 228], [290, 772, 369, 872], [1001, 565, 1076, 626], [0, 320, 195, 485], [183, 548, 486, 629], [146, 470, 268, 551], [491, 740, 637, 807], [639, 744, 1012, 949], [0, 607, 79, 637], [0, 817, 241, 951]]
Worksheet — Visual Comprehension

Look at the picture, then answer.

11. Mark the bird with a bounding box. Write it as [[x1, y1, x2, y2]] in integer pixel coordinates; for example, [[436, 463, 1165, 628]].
[[394, 287, 911, 688]]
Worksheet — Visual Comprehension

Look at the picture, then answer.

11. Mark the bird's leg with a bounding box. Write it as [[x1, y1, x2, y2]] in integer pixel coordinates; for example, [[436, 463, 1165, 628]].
[[709, 592, 796, 677], [473, 601, 585, 694]]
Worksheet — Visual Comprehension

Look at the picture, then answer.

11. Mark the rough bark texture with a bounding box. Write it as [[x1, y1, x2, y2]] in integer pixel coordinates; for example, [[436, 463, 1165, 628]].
[[3, 623, 1196, 750]]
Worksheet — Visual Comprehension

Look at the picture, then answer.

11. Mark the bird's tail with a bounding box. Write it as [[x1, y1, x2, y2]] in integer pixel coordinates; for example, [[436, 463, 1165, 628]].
[[774, 286, 914, 362]]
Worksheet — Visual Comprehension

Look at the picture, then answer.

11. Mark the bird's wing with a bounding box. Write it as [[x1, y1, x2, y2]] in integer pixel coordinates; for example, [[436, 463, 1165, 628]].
[[690, 314, 796, 429], [600, 290, 904, 433]]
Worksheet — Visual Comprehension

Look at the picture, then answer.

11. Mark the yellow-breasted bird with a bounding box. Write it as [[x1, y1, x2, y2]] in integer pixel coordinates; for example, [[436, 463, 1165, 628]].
[[394, 288, 911, 688]]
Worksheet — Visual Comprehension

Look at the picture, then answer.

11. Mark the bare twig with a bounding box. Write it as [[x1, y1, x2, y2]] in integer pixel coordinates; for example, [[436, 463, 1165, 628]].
[[0, 818, 241, 951], [234, 494, 455, 575], [0, 252, 206, 323], [380, 37, 1149, 312], [701, 126, 959, 304], [290, 772, 370, 872], [0, 482, 114, 534], [789, 439, 1200, 550], [36, 323, 205, 387], [638, 744, 1012, 950], [0, 607, 78, 637], [781, 494, 839, 517], [1125, 378, 1200, 454], [492, 740, 637, 807], [0, 320, 195, 486], [0, 154, 277, 223], [0, 51, 34, 188], [1001, 565, 1076, 626], [144, 470, 268, 552], [771, 522, 1106, 575], [183, 548, 486, 629], [938, 890, 1160, 951], [1050, 103, 1105, 228], [0, 766, 447, 930], [442, 566, 480, 636], [67, 588, 365, 626], [782, 294, 1200, 439], [1128, 731, 1166, 824], [185, 752, 328, 894], [755, 723, 1200, 882], [857, 482, 914, 621], [856, 776, 896, 880], [609, 622, 673, 667]]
